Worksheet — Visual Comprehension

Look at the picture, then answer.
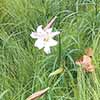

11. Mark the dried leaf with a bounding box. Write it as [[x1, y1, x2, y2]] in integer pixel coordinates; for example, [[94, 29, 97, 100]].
[[85, 48, 93, 58], [49, 67, 64, 77], [76, 56, 83, 66], [26, 87, 50, 100], [83, 64, 95, 72], [76, 54, 95, 72], [82, 55, 92, 65], [44, 16, 57, 30]]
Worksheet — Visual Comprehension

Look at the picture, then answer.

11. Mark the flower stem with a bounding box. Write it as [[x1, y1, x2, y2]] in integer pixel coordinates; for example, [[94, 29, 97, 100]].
[[94, 0, 98, 29], [58, 34, 61, 66], [95, 0, 98, 17]]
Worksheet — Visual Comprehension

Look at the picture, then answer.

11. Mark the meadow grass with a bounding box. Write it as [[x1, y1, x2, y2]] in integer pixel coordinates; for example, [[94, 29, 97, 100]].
[[0, 0, 100, 100]]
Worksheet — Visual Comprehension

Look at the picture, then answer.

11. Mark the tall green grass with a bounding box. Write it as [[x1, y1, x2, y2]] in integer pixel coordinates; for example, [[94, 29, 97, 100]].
[[0, 0, 100, 100]]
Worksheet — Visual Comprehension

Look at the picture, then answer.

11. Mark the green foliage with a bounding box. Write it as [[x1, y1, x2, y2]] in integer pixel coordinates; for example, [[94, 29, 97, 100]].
[[0, 0, 100, 100]]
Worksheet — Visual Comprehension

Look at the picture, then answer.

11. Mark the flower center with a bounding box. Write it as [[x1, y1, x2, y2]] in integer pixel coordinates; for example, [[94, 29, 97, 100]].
[[44, 37, 49, 42], [43, 34, 50, 42]]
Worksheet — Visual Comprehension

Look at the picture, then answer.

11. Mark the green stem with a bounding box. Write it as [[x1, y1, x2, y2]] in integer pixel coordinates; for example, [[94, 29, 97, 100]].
[[95, 0, 98, 16], [94, 0, 98, 27], [76, 0, 79, 13], [58, 34, 61, 66]]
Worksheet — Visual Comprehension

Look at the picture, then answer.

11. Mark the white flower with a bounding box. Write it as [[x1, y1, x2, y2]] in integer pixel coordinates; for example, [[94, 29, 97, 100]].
[[30, 25, 60, 54]]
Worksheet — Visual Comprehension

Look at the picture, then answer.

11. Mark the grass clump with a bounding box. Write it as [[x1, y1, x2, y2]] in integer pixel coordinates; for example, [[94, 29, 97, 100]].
[[0, 0, 100, 100]]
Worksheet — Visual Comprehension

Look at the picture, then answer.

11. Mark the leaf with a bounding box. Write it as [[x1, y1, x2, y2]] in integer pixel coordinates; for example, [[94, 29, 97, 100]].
[[49, 67, 64, 77], [0, 90, 8, 99], [26, 87, 50, 100]]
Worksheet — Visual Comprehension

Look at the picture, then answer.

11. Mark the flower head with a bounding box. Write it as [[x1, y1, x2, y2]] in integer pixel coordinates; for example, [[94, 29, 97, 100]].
[[76, 55, 95, 72], [30, 17, 60, 54]]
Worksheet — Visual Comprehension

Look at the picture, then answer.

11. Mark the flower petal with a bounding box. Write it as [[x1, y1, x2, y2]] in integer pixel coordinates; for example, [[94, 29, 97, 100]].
[[34, 39, 44, 49], [30, 32, 40, 39], [37, 25, 44, 33], [51, 31, 60, 37], [46, 39, 58, 47], [44, 46, 51, 54], [45, 28, 52, 33]]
